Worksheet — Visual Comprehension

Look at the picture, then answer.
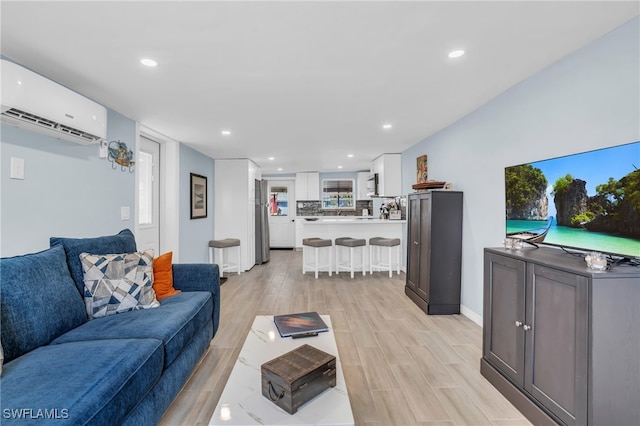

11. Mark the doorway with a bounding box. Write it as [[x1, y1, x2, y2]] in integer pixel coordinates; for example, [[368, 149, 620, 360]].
[[268, 180, 296, 248], [137, 136, 161, 255]]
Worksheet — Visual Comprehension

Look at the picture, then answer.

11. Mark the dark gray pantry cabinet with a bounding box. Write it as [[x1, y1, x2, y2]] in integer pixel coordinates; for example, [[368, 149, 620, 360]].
[[482, 247, 640, 426], [405, 191, 463, 315]]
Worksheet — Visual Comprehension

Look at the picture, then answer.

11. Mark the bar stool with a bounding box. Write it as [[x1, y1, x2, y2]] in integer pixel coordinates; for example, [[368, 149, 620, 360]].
[[302, 238, 333, 279], [208, 238, 242, 278], [335, 237, 366, 278], [369, 237, 401, 277]]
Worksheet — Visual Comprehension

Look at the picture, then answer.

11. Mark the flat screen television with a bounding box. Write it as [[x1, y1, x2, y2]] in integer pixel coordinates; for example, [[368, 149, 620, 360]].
[[505, 141, 640, 260]]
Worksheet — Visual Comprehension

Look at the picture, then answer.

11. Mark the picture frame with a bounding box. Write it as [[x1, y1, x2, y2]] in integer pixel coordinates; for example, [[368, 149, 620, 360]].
[[190, 173, 207, 219]]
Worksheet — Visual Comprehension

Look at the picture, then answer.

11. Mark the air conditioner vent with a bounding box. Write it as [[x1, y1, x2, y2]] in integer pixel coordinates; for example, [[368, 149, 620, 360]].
[[1, 59, 107, 145], [2, 107, 102, 144]]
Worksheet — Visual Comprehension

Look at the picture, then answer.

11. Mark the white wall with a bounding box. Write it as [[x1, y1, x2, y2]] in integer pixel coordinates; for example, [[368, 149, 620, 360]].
[[401, 17, 640, 320], [0, 109, 136, 257]]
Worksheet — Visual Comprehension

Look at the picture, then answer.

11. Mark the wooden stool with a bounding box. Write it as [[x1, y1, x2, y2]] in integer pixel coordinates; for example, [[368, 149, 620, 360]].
[[302, 238, 333, 279], [335, 237, 366, 278], [369, 237, 401, 277], [208, 238, 241, 278]]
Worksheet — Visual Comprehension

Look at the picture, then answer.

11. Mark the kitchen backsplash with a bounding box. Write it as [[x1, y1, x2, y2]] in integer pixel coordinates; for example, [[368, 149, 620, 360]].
[[296, 198, 407, 220], [297, 200, 373, 217]]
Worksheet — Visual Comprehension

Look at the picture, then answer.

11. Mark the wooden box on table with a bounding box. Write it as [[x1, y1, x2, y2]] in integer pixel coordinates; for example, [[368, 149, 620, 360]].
[[261, 344, 336, 414]]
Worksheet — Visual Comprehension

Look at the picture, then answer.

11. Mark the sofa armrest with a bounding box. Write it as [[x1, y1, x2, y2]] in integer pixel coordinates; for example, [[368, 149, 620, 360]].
[[172, 263, 220, 336]]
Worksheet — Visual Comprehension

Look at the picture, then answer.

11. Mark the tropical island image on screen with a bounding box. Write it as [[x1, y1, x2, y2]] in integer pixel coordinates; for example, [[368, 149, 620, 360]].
[[505, 141, 640, 259]]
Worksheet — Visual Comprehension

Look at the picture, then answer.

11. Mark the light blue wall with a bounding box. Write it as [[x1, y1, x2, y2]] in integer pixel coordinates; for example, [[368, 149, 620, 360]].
[[401, 17, 640, 318], [178, 144, 215, 263], [1, 109, 136, 257]]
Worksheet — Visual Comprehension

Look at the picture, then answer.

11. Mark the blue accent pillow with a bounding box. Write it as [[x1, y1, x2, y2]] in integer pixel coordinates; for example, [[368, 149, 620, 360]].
[[0, 245, 87, 363], [50, 229, 137, 296]]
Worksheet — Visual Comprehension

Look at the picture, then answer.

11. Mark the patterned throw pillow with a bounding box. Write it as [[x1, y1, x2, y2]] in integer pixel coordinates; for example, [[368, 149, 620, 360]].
[[80, 249, 160, 319]]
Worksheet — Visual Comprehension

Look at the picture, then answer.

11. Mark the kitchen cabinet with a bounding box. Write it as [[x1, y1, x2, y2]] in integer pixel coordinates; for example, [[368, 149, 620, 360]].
[[405, 191, 462, 314], [371, 154, 401, 197], [214, 159, 260, 270], [295, 172, 319, 200], [356, 172, 371, 200], [482, 247, 640, 426]]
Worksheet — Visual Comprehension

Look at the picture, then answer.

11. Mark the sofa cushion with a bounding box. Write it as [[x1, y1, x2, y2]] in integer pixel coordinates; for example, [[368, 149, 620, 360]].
[[0, 338, 163, 425], [80, 249, 159, 318], [51, 291, 212, 368], [0, 245, 87, 363], [50, 229, 137, 295], [153, 251, 181, 301]]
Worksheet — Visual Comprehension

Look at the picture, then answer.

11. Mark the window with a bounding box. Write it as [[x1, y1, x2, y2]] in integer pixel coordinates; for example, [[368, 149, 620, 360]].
[[270, 186, 288, 216], [322, 179, 355, 210]]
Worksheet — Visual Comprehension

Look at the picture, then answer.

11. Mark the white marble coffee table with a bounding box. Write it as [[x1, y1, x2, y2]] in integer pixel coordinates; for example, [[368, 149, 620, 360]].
[[209, 315, 354, 425]]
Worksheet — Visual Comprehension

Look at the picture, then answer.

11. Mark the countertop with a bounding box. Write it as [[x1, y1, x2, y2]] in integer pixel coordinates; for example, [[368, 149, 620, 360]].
[[301, 217, 406, 224]]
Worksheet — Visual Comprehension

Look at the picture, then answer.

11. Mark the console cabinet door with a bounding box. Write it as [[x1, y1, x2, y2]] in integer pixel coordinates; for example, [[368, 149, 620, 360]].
[[483, 253, 526, 387], [525, 264, 588, 426], [406, 194, 421, 294], [406, 193, 432, 301], [416, 194, 432, 301]]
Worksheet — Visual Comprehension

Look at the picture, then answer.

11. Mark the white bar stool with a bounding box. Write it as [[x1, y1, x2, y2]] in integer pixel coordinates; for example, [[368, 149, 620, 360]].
[[208, 238, 242, 278], [335, 237, 366, 278], [369, 237, 401, 277], [302, 238, 333, 279]]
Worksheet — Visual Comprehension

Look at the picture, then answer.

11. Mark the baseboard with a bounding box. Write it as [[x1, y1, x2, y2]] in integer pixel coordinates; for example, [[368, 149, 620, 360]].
[[480, 359, 558, 426], [460, 304, 482, 326]]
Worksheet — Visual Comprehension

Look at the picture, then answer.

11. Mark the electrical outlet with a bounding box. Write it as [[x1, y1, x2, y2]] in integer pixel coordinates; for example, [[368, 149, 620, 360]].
[[120, 206, 130, 220]]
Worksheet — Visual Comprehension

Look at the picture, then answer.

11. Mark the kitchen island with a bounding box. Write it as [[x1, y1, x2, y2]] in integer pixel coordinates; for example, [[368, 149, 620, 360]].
[[299, 218, 406, 273]]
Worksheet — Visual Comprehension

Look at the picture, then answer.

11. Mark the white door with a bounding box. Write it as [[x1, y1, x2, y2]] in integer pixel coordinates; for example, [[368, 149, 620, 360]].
[[137, 137, 161, 255], [268, 180, 296, 248]]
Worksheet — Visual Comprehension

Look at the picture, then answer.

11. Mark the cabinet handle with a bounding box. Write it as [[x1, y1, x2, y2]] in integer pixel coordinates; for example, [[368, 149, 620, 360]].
[[413, 241, 420, 245], [515, 321, 522, 327], [523, 325, 531, 331]]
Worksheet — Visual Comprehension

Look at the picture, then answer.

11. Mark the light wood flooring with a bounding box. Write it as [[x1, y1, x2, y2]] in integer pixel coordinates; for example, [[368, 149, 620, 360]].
[[159, 249, 531, 426]]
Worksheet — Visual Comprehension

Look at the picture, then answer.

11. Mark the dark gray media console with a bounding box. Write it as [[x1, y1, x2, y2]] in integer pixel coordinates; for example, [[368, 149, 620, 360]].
[[482, 247, 640, 426]]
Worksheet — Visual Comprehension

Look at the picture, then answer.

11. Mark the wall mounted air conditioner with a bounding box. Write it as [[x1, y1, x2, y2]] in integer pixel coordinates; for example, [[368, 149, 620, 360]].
[[1, 59, 107, 145]]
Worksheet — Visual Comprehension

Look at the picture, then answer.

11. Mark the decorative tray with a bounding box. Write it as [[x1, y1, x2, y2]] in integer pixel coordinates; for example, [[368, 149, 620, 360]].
[[411, 181, 446, 190]]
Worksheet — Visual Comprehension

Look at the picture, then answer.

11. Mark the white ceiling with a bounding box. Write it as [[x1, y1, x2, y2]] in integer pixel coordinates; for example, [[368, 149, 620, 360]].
[[1, 1, 638, 174]]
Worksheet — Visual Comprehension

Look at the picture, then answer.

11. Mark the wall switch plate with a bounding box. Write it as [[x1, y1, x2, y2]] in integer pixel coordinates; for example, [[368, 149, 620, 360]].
[[99, 140, 108, 159], [10, 157, 25, 180], [120, 206, 130, 220]]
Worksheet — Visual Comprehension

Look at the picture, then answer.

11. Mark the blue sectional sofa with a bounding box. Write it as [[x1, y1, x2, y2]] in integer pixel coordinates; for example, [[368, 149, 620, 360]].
[[0, 230, 220, 425]]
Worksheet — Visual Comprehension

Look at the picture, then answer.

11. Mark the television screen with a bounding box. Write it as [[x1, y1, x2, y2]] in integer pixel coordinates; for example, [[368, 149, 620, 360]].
[[505, 141, 640, 259]]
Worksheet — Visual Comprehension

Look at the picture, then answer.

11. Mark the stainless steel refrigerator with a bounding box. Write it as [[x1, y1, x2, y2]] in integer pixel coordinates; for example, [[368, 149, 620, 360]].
[[255, 179, 270, 264]]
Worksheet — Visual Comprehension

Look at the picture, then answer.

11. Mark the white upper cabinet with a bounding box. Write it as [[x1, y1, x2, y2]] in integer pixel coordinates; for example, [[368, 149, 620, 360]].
[[371, 154, 401, 196], [295, 172, 320, 200], [356, 172, 371, 200]]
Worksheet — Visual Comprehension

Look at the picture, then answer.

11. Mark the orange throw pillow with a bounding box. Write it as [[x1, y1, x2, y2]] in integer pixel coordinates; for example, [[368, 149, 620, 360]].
[[153, 252, 181, 301]]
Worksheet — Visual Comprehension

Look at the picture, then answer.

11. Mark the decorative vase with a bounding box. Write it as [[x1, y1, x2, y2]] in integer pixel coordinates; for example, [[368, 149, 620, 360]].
[[417, 155, 428, 183]]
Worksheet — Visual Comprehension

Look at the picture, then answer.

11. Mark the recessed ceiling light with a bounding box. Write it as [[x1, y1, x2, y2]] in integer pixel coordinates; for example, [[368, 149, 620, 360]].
[[337, 165, 343, 169], [277, 168, 283, 171], [268, 157, 275, 161], [140, 58, 158, 67], [221, 130, 231, 136], [448, 50, 465, 59], [383, 124, 392, 130], [347, 154, 354, 158]]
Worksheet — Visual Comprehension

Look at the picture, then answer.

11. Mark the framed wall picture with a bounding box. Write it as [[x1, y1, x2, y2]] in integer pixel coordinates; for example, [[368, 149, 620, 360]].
[[190, 173, 207, 219]]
